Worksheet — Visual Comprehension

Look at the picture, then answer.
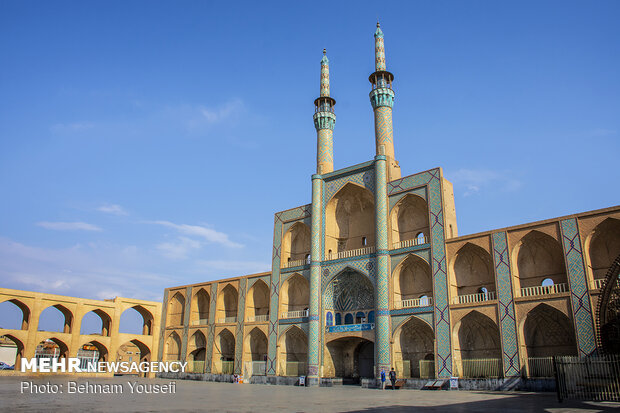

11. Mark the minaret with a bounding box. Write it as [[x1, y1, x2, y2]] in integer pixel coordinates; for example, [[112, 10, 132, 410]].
[[369, 23, 400, 181], [371, 22, 393, 380], [313, 49, 336, 174]]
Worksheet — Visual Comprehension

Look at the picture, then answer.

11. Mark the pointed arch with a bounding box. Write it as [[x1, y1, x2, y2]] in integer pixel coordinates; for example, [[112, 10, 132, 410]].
[[79, 309, 112, 336], [325, 182, 376, 254], [393, 254, 433, 304], [191, 287, 210, 325], [119, 305, 154, 335], [2, 334, 24, 368], [390, 193, 430, 246], [216, 284, 238, 322], [187, 330, 207, 367], [279, 273, 309, 317], [78, 340, 108, 363], [392, 316, 435, 378], [513, 230, 567, 290], [167, 292, 186, 327], [37, 304, 73, 333], [277, 325, 307, 376], [0, 298, 30, 330], [36, 337, 70, 360], [244, 327, 268, 362], [588, 218, 620, 285], [523, 303, 577, 358], [326, 268, 374, 313], [282, 222, 311, 263], [451, 243, 496, 298], [246, 279, 270, 321], [164, 331, 182, 361], [453, 310, 502, 378], [212, 328, 235, 374]]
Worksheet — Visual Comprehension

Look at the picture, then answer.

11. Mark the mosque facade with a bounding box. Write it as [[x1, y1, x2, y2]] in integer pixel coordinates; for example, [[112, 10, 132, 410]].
[[157, 25, 620, 386]]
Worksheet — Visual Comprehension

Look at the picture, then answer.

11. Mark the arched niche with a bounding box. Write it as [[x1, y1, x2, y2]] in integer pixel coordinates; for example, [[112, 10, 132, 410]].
[[325, 183, 375, 255], [164, 331, 182, 361], [279, 273, 309, 317], [190, 288, 210, 325], [78, 340, 109, 364], [244, 327, 268, 362], [212, 329, 235, 374], [325, 337, 374, 379], [37, 304, 73, 334], [277, 326, 307, 376], [282, 222, 311, 263], [393, 317, 435, 378], [522, 304, 577, 358], [0, 299, 30, 330], [187, 330, 206, 365], [453, 311, 502, 378], [246, 280, 270, 320], [216, 284, 238, 322], [119, 305, 154, 335], [393, 255, 432, 305], [79, 309, 112, 336], [514, 230, 567, 291], [588, 218, 620, 286], [168, 292, 186, 327], [327, 269, 374, 315], [390, 194, 430, 246], [36, 338, 69, 360], [116, 339, 151, 377], [2, 335, 24, 368], [451, 243, 496, 299]]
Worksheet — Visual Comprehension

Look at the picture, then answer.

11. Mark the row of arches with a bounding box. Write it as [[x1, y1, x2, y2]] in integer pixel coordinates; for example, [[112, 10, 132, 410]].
[[167, 280, 271, 327], [282, 185, 431, 262], [0, 301, 153, 336]]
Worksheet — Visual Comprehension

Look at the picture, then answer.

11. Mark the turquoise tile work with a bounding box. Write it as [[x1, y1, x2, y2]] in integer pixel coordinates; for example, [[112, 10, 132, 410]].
[[492, 232, 520, 377], [234, 278, 246, 374], [560, 218, 597, 355], [205, 283, 218, 373]]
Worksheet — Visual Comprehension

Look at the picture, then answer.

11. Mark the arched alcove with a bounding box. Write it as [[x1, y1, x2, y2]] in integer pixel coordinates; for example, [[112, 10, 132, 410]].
[[588, 218, 620, 286], [393, 255, 432, 306], [514, 230, 567, 292], [168, 292, 186, 327], [393, 317, 435, 378], [325, 183, 376, 255], [246, 280, 270, 321], [451, 243, 496, 300], [390, 194, 430, 246], [279, 273, 309, 318], [523, 304, 577, 358], [37, 304, 73, 333], [0, 299, 30, 330], [212, 329, 235, 374], [282, 222, 311, 264], [216, 284, 238, 323], [116, 340, 150, 377], [119, 305, 154, 335], [454, 311, 502, 378], [191, 288, 210, 325], [244, 327, 268, 363], [77, 341, 108, 369], [187, 330, 206, 372], [277, 326, 307, 376], [35, 338, 69, 360], [326, 269, 374, 320], [164, 331, 182, 361], [2, 335, 24, 368], [79, 309, 112, 336]]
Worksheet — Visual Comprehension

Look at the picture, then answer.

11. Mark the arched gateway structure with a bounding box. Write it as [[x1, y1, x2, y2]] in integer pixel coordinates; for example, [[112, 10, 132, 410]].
[[0, 287, 161, 377], [158, 24, 619, 387]]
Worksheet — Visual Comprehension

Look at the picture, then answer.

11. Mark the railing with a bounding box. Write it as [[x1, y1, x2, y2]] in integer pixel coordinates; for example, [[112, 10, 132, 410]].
[[453, 291, 497, 305], [327, 246, 375, 261], [419, 360, 435, 379], [280, 310, 308, 319], [251, 361, 266, 376], [556, 355, 620, 402], [218, 316, 237, 324], [247, 314, 269, 322], [282, 258, 309, 268], [283, 361, 306, 377], [393, 236, 428, 250], [396, 360, 411, 378], [520, 283, 567, 298], [457, 358, 502, 378], [213, 360, 234, 375], [394, 296, 433, 309], [188, 361, 205, 373], [191, 318, 209, 326], [594, 278, 605, 290], [527, 357, 554, 378]]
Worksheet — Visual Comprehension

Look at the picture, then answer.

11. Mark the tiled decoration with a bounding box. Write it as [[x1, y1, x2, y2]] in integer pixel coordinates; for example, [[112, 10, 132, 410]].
[[205, 283, 218, 373], [234, 278, 247, 374]]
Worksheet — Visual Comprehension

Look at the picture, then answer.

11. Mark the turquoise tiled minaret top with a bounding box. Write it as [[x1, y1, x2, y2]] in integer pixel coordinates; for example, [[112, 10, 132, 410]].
[[374, 22, 386, 72], [320, 49, 330, 97]]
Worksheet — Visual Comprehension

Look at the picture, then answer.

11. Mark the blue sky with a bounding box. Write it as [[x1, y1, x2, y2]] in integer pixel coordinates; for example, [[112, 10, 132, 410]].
[[0, 1, 619, 330]]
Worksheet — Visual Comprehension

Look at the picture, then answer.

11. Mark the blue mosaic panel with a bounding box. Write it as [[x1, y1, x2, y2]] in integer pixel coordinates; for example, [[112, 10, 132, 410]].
[[156, 289, 169, 362], [234, 278, 246, 374], [492, 232, 520, 378], [268, 204, 311, 375], [328, 323, 374, 333], [389, 168, 452, 378], [308, 177, 323, 377], [205, 283, 218, 373], [180, 286, 192, 362], [322, 258, 375, 288], [560, 218, 597, 356]]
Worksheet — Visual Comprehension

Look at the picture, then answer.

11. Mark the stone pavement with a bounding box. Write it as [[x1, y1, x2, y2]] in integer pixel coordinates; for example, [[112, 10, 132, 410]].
[[1, 376, 619, 412]]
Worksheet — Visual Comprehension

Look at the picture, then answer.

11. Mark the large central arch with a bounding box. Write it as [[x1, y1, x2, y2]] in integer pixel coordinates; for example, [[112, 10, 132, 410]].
[[325, 337, 374, 382]]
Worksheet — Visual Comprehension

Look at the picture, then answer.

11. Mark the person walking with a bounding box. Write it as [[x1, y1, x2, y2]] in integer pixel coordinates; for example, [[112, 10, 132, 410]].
[[389, 367, 397, 390], [380, 368, 386, 390]]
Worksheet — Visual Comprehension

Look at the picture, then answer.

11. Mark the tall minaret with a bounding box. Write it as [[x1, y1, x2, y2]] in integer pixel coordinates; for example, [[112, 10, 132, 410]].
[[313, 49, 336, 174], [369, 23, 400, 181]]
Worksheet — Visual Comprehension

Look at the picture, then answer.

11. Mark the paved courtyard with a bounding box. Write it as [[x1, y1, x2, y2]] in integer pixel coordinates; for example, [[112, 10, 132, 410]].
[[1, 376, 619, 412]]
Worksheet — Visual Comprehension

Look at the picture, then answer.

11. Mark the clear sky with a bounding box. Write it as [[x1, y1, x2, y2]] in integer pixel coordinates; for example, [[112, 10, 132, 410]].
[[1, 0, 619, 326]]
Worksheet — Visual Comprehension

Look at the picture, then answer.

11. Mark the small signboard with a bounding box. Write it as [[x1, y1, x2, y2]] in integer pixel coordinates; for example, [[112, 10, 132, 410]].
[[299, 376, 306, 386], [450, 377, 459, 390]]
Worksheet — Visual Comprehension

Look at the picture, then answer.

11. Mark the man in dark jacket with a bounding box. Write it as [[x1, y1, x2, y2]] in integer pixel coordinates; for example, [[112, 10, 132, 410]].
[[389, 367, 396, 390]]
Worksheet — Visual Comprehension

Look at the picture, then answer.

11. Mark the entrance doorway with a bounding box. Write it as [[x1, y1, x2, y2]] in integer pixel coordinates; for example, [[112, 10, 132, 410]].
[[326, 337, 374, 384]]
